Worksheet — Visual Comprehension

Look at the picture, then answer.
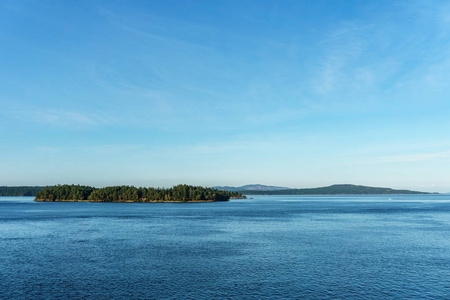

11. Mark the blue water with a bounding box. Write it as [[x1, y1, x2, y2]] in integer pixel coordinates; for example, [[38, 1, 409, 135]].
[[1, 195, 449, 299]]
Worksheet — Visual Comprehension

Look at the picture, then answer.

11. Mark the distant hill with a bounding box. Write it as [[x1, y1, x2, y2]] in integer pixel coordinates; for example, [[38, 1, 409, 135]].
[[214, 184, 291, 192], [0, 186, 45, 196], [236, 184, 430, 195]]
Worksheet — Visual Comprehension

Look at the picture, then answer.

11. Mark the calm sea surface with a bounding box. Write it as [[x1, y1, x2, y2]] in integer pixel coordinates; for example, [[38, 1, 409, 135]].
[[1, 195, 449, 299]]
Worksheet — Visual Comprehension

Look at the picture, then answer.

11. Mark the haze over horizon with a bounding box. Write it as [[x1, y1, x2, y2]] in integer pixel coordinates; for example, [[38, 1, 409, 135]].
[[1, 1, 450, 192]]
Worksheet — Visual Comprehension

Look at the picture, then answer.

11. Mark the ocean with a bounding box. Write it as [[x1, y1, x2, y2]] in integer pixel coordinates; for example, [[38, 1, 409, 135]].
[[1, 195, 449, 299]]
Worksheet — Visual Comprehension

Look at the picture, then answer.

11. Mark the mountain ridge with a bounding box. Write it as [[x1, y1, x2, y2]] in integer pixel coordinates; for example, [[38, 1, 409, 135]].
[[213, 184, 291, 192], [215, 184, 432, 195]]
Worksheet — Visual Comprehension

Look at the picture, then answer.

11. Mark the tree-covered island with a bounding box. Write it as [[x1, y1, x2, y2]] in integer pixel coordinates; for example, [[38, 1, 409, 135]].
[[34, 184, 245, 202]]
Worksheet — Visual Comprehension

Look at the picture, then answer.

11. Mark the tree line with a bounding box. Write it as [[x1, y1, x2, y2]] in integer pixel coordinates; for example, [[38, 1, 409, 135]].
[[35, 184, 243, 202], [0, 186, 44, 196]]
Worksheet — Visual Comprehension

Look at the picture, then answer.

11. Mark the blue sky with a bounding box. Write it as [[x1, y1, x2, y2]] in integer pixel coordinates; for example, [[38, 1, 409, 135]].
[[1, 0, 450, 192]]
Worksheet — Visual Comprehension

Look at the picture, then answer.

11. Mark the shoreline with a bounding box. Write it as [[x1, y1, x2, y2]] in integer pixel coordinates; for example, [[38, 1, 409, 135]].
[[34, 199, 227, 203]]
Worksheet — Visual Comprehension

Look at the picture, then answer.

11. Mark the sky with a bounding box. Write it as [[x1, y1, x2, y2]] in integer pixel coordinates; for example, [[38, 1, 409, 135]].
[[1, 0, 450, 192]]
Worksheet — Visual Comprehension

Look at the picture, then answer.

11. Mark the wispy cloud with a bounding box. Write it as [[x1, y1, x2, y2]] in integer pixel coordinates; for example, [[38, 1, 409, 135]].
[[96, 5, 212, 51], [82, 144, 144, 155], [312, 22, 372, 95], [36, 144, 144, 156], [36, 146, 63, 154], [310, 1, 450, 108], [364, 150, 450, 164], [85, 64, 177, 101], [20, 107, 116, 128]]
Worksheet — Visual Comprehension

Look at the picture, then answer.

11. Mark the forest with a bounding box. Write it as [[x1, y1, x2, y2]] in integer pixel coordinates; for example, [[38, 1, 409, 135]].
[[0, 186, 44, 196], [34, 184, 243, 202]]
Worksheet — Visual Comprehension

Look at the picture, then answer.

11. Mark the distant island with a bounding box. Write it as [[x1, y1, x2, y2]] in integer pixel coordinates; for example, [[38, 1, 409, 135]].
[[0, 184, 432, 199], [0, 186, 45, 196], [34, 184, 245, 202], [216, 184, 431, 195], [214, 184, 290, 192]]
